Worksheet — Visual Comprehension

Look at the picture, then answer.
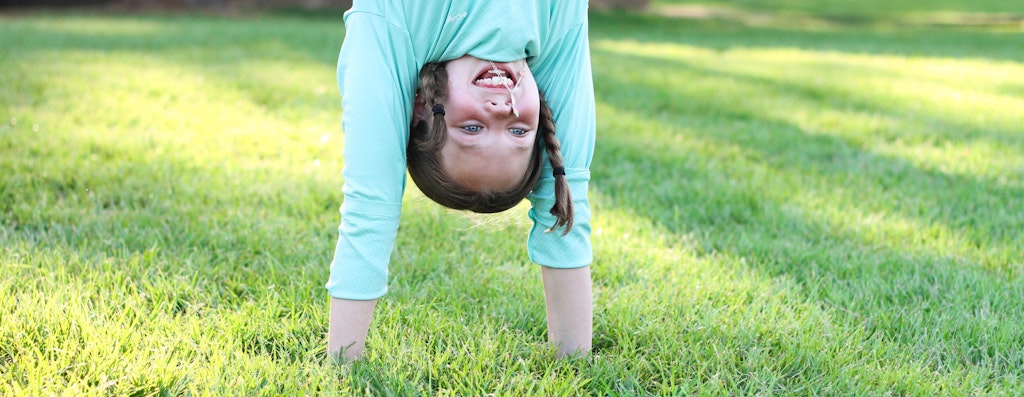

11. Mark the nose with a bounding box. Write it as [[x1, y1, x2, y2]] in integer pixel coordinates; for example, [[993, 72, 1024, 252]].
[[485, 98, 513, 116]]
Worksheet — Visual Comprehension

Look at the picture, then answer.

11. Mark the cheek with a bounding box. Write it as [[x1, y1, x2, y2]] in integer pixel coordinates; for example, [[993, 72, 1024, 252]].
[[524, 95, 543, 124], [444, 85, 474, 111]]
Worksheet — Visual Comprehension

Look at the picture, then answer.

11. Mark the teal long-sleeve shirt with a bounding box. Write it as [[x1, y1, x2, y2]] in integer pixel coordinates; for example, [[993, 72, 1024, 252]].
[[327, 0, 596, 299]]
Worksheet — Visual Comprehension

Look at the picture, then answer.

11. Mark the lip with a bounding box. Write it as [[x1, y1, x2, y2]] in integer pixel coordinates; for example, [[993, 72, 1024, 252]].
[[473, 62, 519, 88]]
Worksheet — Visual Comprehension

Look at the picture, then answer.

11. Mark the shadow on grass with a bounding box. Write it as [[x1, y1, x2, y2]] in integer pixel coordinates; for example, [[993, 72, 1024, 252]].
[[653, 4, 1024, 30], [584, 18, 1024, 386], [589, 44, 1024, 214], [590, 11, 1024, 63]]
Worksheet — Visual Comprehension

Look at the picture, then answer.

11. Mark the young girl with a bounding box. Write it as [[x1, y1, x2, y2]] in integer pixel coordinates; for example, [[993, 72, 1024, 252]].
[[327, 0, 596, 362]]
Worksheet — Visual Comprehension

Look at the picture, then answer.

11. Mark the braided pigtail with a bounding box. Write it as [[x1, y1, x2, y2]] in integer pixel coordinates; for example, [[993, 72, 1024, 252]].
[[538, 98, 573, 235], [413, 62, 449, 152]]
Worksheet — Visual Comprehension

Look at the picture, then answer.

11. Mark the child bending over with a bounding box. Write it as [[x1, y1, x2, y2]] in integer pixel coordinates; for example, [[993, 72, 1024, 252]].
[[326, 0, 596, 362]]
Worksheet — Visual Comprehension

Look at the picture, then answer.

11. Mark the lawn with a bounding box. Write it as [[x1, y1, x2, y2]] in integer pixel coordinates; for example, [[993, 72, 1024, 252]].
[[1, 3, 1023, 396], [653, 0, 1024, 20]]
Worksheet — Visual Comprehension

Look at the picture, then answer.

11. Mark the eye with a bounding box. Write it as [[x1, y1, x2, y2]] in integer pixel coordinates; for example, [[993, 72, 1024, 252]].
[[509, 127, 529, 136], [461, 125, 482, 133]]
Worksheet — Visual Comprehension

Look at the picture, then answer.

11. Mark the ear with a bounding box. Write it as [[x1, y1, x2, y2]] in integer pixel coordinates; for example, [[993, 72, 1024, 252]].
[[411, 92, 428, 127]]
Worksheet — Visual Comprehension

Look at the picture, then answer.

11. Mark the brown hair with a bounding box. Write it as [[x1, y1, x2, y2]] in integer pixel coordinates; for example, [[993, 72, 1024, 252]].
[[407, 62, 574, 234]]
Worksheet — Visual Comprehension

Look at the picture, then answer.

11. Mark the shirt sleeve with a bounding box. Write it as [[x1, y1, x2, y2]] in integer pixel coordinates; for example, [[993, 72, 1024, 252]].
[[526, 17, 596, 269], [326, 7, 418, 300]]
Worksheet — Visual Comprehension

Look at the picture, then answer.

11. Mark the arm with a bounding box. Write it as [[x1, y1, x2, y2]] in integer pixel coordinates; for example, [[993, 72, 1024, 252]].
[[541, 266, 593, 357], [327, 6, 417, 360], [527, 13, 597, 357], [328, 297, 377, 362]]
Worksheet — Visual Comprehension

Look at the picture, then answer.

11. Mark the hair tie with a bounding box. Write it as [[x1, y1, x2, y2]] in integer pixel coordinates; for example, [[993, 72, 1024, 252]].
[[552, 166, 565, 177], [431, 104, 445, 116]]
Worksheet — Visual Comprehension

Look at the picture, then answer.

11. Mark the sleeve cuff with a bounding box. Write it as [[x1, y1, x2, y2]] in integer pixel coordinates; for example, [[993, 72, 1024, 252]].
[[325, 203, 401, 300], [527, 169, 592, 269]]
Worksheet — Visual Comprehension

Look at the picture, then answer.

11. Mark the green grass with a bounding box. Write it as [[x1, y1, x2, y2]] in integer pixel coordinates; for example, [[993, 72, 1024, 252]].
[[652, 0, 1024, 28], [2, 4, 1023, 396], [655, 0, 1024, 13], [653, 0, 1024, 16]]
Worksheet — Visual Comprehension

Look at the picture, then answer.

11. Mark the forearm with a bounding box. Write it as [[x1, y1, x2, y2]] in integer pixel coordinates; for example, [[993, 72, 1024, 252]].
[[541, 265, 592, 358], [327, 297, 377, 362]]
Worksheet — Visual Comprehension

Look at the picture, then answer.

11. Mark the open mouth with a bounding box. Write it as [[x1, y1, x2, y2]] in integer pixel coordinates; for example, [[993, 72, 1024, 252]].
[[474, 63, 517, 89]]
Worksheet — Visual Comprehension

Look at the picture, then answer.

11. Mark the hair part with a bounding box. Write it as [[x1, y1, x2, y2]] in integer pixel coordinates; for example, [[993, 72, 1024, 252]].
[[407, 61, 573, 234]]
